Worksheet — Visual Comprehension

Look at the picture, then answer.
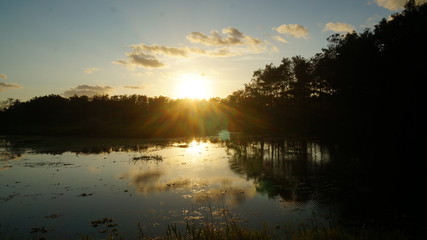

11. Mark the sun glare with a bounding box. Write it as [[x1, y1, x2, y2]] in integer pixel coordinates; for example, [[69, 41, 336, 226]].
[[186, 140, 205, 154], [174, 73, 212, 99]]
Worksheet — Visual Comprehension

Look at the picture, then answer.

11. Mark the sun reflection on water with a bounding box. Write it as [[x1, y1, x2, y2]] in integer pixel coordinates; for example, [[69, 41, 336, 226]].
[[185, 140, 206, 155]]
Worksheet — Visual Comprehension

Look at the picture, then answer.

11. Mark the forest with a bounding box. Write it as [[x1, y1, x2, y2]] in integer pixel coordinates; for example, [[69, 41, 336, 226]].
[[1, 1, 425, 142]]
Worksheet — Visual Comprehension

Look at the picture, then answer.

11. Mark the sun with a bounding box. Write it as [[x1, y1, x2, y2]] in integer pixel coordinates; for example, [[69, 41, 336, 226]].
[[174, 73, 212, 99]]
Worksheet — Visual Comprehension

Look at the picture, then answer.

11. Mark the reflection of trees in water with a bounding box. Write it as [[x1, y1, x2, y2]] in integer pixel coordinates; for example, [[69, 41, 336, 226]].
[[0, 136, 174, 156], [226, 137, 332, 203], [0, 136, 222, 156], [0, 138, 24, 161]]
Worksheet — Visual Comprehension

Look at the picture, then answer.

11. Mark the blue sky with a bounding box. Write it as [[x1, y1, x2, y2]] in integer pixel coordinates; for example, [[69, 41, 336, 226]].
[[0, 0, 417, 100]]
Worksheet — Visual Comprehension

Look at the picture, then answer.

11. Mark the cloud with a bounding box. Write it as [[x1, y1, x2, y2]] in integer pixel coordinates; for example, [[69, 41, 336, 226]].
[[186, 27, 262, 46], [188, 47, 241, 57], [323, 22, 355, 33], [84, 67, 100, 74], [63, 85, 113, 97], [114, 52, 166, 69], [0, 82, 21, 92], [115, 27, 271, 69], [273, 24, 309, 38], [132, 44, 240, 57], [115, 43, 243, 69], [273, 35, 288, 43], [375, 0, 427, 10], [360, 15, 383, 29], [0, 73, 8, 80], [124, 85, 144, 89], [131, 44, 189, 57], [128, 52, 165, 68]]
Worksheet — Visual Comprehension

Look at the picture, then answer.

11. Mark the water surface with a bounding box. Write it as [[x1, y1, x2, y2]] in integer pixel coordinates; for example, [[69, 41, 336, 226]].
[[0, 135, 337, 239]]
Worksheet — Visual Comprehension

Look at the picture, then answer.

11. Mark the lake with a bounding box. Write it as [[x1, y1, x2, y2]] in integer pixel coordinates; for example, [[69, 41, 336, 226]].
[[0, 134, 410, 239]]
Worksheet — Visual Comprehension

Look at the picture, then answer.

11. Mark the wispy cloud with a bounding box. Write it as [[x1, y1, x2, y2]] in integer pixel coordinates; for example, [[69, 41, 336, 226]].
[[273, 24, 309, 39], [124, 85, 144, 89], [129, 44, 239, 58], [361, 15, 383, 29], [273, 35, 288, 43], [0, 82, 21, 92], [114, 52, 166, 69], [84, 67, 100, 74], [323, 22, 355, 33], [0, 73, 21, 92], [131, 44, 189, 57], [115, 27, 271, 69], [63, 85, 113, 97], [186, 27, 262, 46], [374, 0, 427, 10]]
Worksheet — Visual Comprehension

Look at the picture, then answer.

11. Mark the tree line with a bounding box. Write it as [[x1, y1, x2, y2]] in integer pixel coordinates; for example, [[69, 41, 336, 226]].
[[1, 1, 425, 142], [0, 95, 230, 137], [226, 1, 426, 141]]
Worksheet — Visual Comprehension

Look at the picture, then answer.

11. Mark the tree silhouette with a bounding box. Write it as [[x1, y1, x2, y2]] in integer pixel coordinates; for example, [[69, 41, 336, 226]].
[[1, 1, 425, 141]]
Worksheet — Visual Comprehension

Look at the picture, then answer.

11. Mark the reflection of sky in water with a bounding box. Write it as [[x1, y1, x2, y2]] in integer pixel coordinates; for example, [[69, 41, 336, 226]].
[[0, 138, 334, 239]]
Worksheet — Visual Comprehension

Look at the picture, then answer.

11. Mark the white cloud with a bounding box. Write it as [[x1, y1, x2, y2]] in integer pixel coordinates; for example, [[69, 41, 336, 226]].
[[273, 24, 309, 38], [63, 85, 113, 97], [84, 68, 100, 74], [0, 73, 8, 80], [197, 48, 238, 57], [375, 0, 407, 10], [360, 15, 383, 29], [273, 35, 288, 43], [124, 85, 144, 89], [323, 22, 355, 33], [375, 0, 427, 10], [186, 27, 262, 46], [0, 82, 21, 92], [113, 28, 275, 69], [116, 52, 166, 69], [131, 44, 189, 57], [115, 27, 272, 69]]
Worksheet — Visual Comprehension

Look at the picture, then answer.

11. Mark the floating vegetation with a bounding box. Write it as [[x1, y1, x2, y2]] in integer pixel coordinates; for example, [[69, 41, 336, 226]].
[[90, 218, 119, 236], [23, 161, 73, 168], [131, 154, 163, 162], [0, 193, 20, 202], [30, 226, 48, 234], [78, 193, 93, 197], [91, 218, 114, 227], [90, 218, 114, 227]]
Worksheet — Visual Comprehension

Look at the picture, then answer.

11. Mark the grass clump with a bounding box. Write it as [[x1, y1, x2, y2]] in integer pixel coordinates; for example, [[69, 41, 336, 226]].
[[155, 207, 270, 240], [163, 221, 270, 240]]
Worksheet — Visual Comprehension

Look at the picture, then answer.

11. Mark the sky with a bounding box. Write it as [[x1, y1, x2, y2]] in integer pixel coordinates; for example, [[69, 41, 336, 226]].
[[0, 0, 421, 101]]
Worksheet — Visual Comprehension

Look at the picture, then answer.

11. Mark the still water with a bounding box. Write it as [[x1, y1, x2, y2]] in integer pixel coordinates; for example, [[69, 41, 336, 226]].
[[0, 135, 338, 239]]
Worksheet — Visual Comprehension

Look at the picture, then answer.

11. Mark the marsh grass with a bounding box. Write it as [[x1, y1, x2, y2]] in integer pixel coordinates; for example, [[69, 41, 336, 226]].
[[1, 220, 413, 240], [1, 208, 413, 240], [136, 206, 411, 240], [131, 153, 163, 163], [163, 216, 270, 240], [137, 222, 411, 240]]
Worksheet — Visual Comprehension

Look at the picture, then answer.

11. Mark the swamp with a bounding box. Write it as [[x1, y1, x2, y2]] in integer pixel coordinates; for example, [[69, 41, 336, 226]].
[[0, 135, 422, 239]]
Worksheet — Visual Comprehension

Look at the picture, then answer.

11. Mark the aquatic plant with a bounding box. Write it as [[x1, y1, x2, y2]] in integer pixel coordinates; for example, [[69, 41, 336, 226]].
[[132, 154, 163, 162]]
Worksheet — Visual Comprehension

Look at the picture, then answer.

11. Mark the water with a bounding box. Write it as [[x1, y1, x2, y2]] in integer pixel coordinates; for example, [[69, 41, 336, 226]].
[[0, 135, 340, 239]]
